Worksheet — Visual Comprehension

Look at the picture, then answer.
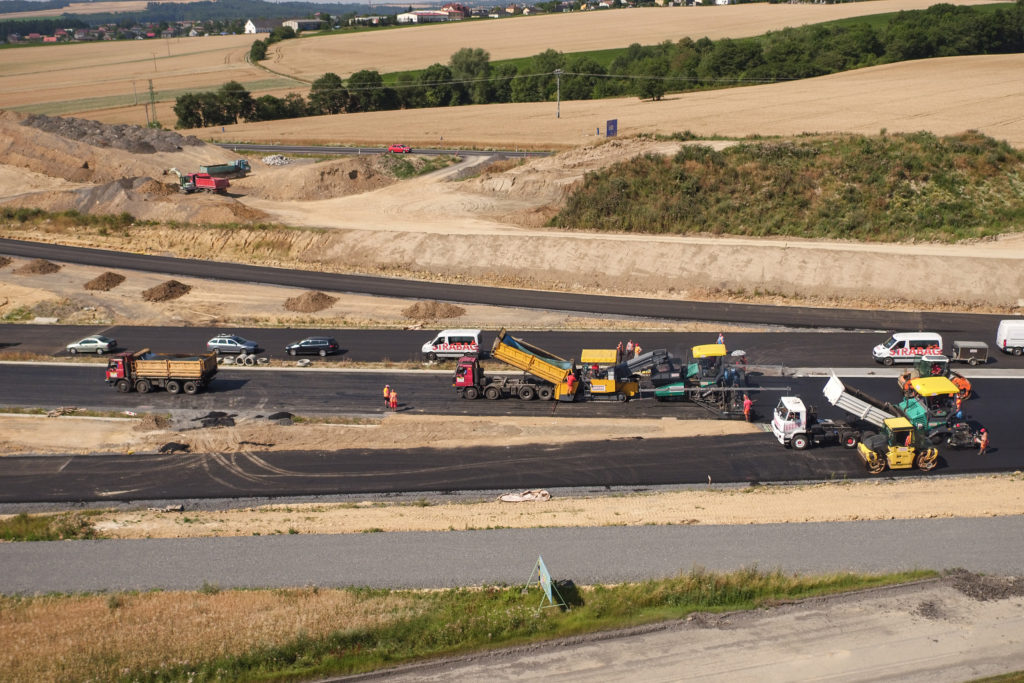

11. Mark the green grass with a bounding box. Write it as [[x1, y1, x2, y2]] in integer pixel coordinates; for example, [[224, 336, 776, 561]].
[[122, 568, 935, 680], [551, 131, 1024, 242], [0, 512, 99, 541]]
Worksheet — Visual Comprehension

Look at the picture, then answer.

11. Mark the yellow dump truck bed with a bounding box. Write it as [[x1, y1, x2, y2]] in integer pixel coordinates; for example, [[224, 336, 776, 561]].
[[491, 339, 569, 386]]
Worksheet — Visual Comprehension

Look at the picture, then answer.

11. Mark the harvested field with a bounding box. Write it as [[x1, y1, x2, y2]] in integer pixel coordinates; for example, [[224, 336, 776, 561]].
[[402, 301, 467, 320], [272, 0, 1001, 81], [284, 290, 337, 313], [83, 271, 125, 291], [202, 54, 1024, 151], [0, 0, 1000, 123], [14, 258, 60, 275], [142, 279, 190, 302]]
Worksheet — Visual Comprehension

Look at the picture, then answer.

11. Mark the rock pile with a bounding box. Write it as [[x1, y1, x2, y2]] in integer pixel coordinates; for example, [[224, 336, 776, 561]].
[[262, 154, 291, 166], [21, 114, 204, 154]]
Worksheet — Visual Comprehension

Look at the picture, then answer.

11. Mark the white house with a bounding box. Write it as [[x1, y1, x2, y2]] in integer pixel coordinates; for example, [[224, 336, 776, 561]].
[[244, 19, 273, 34], [282, 19, 323, 32]]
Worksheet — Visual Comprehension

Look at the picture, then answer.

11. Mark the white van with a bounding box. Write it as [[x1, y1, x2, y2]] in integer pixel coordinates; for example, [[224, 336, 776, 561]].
[[995, 319, 1024, 356], [872, 332, 943, 365], [421, 329, 482, 361]]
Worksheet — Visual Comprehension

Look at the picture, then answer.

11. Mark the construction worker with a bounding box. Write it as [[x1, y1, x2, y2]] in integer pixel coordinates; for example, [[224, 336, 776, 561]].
[[904, 431, 914, 447], [625, 340, 634, 357], [954, 394, 963, 415], [742, 393, 754, 422], [389, 388, 398, 412], [565, 370, 576, 396], [616, 341, 623, 362], [382, 384, 391, 409], [977, 428, 989, 455], [717, 332, 725, 345], [634, 343, 642, 359]]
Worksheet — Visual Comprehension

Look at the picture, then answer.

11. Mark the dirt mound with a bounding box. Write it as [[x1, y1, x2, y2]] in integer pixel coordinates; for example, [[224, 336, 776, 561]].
[[0, 256, 10, 269], [142, 280, 191, 302], [237, 156, 396, 201], [136, 179, 178, 197], [84, 271, 126, 291], [14, 258, 61, 275], [284, 290, 337, 313], [21, 114, 203, 154], [402, 300, 466, 320], [135, 414, 171, 432]]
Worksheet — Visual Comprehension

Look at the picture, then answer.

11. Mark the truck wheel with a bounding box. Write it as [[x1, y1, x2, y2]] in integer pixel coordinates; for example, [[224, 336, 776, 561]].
[[135, 379, 151, 394], [166, 380, 181, 394], [183, 381, 199, 395], [484, 386, 501, 400], [425, 352, 437, 362], [463, 387, 479, 400], [116, 379, 131, 393], [615, 392, 627, 402], [518, 386, 537, 401], [882, 357, 894, 367], [537, 386, 554, 401], [791, 434, 809, 450], [843, 435, 858, 449]]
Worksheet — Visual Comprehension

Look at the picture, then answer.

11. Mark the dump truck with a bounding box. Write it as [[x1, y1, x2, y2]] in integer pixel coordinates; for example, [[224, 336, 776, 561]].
[[105, 348, 218, 395], [857, 417, 939, 474], [199, 159, 251, 178], [898, 354, 971, 399], [771, 396, 861, 450], [822, 373, 898, 428], [168, 168, 230, 194], [454, 330, 639, 401]]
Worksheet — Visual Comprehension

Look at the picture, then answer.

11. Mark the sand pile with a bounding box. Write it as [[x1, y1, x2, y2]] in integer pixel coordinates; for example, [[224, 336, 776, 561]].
[[402, 300, 466, 320], [0, 256, 11, 269], [142, 280, 191, 302], [136, 179, 177, 197], [84, 271, 125, 291], [134, 414, 171, 432], [14, 258, 61, 275], [284, 290, 337, 313]]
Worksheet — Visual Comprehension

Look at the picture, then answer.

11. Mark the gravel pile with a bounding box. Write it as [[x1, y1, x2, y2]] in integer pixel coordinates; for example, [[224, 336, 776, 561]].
[[262, 154, 291, 166], [21, 114, 204, 154]]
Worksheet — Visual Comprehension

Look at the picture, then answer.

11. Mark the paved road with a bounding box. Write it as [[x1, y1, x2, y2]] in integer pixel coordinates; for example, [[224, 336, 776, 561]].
[[6, 323, 1024, 369], [1, 517, 1022, 593], [0, 366, 1018, 502], [0, 237, 1011, 330]]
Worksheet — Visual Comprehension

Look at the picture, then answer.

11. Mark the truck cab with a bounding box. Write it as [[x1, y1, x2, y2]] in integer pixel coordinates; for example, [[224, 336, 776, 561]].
[[772, 396, 809, 448], [105, 354, 130, 383]]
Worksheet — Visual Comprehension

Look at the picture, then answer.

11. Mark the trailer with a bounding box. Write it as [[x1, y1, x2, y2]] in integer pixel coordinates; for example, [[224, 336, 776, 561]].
[[199, 159, 251, 178], [105, 348, 217, 395]]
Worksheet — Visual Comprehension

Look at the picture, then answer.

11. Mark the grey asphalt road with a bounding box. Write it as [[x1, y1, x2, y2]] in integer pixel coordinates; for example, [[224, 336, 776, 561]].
[[1, 517, 1022, 594]]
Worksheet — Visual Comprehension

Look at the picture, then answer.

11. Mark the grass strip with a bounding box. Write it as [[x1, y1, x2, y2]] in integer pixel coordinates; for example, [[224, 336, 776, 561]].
[[0, 568, 934, 681]]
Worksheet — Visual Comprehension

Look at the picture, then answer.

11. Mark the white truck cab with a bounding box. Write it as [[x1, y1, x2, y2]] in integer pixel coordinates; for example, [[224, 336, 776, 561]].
[[995, 319, 1024, 356], [872, 332, 942, 366], [421, 329, 482, 361], [771, 396, 808, 448]]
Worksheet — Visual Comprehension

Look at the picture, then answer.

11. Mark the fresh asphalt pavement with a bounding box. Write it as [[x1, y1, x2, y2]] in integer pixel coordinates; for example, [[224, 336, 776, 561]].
[[2, 517, 1023, 593]]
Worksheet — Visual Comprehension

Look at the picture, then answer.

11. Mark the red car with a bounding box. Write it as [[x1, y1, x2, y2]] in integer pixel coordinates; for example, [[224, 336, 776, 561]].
[[387, 144, 412, 153]]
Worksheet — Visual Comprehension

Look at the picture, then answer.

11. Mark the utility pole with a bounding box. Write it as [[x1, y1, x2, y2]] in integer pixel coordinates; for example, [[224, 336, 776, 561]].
[[554, 69, 562, 119], [148, 79, 159, 128]]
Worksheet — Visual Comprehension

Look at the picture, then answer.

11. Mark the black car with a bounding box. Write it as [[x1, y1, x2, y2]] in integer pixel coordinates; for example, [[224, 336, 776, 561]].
[[285, 336, 340, 357]]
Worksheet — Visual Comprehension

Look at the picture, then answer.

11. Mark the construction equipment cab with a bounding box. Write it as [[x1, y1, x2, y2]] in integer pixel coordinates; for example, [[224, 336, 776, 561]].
[[857, 417, 938, 474], [422, 329, 481, 361], [872, 332, 942, 366], [688, 344, 727, 386]]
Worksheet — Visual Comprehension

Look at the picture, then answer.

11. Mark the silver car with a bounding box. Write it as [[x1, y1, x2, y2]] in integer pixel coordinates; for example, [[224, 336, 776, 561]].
[[206, 334, 260, 355], [67, 335, 117, 355]]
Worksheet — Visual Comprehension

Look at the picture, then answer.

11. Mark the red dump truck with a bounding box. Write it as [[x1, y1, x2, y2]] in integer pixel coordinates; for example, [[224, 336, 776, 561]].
[[168, 168, 230, 194], [105, 349, 218, 395]]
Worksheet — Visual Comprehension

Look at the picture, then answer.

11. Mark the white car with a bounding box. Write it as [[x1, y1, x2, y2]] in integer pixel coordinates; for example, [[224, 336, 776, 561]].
[[67, 335, 117, 355]]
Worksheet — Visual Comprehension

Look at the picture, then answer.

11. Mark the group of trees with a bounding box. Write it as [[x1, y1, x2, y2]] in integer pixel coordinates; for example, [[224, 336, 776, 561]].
[[176, 3, 1024, 128]]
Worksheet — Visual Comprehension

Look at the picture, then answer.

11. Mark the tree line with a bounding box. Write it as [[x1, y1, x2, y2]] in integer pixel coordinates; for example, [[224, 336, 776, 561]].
[[175, 3, 1024, 128]]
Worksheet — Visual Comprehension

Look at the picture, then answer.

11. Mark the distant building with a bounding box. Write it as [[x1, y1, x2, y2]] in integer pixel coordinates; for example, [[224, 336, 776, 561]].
[[282, 19, 323, 32], [244, 19, 274, 34], [396, 10, 452, 23]]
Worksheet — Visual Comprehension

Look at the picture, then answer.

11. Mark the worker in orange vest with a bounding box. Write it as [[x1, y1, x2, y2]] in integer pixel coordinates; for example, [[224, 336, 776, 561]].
[[383, 384, 391, 409], [977, 428, 989, 455], [742, 393, 754, 422], [389, 388, 398, 411], [904, 431, 914, 447]]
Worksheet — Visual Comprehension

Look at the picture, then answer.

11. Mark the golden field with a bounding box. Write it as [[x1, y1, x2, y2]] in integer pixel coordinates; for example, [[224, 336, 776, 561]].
[[192, 54, 1024, 151], [0, 0, 1004, 123]]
